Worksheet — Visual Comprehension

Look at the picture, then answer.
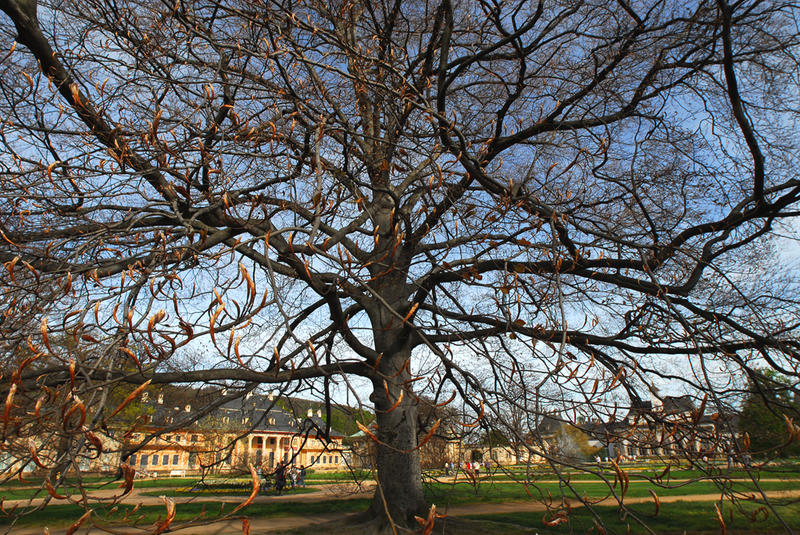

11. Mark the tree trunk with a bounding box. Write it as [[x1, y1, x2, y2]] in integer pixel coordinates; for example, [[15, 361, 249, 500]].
[[366, 342, 427, 529]]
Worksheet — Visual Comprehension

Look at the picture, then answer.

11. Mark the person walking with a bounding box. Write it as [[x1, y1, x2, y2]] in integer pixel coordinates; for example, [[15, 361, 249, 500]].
[[299, 465, 306, 487], [274, 462, 286, 495]]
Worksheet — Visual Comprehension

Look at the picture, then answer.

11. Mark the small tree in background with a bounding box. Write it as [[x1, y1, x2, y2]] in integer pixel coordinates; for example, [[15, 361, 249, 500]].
[[740, 371, 800, 458]]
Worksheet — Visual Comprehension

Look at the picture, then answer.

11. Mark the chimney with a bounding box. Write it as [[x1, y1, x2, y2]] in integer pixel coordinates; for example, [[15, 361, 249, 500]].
[[649, 386, 663, 411]]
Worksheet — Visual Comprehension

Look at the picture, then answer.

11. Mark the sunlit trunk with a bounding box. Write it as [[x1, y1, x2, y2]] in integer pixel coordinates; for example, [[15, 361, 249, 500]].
[[366, 336, 426, 527]]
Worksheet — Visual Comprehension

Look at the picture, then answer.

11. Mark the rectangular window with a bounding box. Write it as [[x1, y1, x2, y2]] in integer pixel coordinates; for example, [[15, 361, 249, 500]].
[[172, 454, 179, 465], [152, 455, 158, 466], [164, 435, 171, 441], [141, 455, 149, 467], [334, 456, 338, 464], [129, 455, 137, 466], [163, 455, 169, 465], [191, 435, 198, 442]]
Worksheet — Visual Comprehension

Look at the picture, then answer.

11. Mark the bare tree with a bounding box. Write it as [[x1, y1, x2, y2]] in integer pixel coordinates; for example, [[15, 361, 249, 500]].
[[1, 0, 800, 531]]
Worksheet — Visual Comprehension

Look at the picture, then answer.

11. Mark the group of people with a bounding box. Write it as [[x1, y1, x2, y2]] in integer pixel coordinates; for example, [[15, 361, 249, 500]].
[[443, 459, 491, 476], [258, 462, 306, 494]]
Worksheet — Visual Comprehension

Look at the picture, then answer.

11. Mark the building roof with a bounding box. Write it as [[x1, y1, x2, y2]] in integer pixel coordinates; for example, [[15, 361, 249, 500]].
[[662, 395, 696, 414], [139, 389, 343, 438]]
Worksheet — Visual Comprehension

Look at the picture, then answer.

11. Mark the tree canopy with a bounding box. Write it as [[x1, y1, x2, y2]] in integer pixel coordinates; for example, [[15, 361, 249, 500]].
[[2, 0, 800, 531], [740, 370, 800, 458]]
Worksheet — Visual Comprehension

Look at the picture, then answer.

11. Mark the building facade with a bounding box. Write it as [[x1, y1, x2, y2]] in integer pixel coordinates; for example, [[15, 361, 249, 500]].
[[123, 391, 344, 476]]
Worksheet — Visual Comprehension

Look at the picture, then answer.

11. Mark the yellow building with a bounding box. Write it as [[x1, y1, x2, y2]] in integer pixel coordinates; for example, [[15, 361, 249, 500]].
[[125, 391, 344, 476]]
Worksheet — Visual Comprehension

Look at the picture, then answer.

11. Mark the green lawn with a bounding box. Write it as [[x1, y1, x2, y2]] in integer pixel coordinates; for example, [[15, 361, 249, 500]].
[[5, 463, 799, 501], [0, 498, 371, 529], [303, 469, 373, 481], [3, 483, 799, 534], [437, 463, 800, 483], [424, 478, 800, 506], [0, 478, 227, 501], [142, 485, 319, 497], [467, 500, 800, 534], [3, 494, 798, 534], [3, 462, 799, 531]]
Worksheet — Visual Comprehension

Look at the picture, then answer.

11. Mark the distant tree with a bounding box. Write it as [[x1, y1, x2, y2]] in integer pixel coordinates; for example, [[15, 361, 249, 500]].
[[478, 429, 511, 447], [553, 424, 601, 462], [278, 396, 374, 437], [740, 371, 800, 458]]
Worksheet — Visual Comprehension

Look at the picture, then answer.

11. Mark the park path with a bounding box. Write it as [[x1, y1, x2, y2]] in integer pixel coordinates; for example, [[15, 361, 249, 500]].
[[6, 487, 800, 535]]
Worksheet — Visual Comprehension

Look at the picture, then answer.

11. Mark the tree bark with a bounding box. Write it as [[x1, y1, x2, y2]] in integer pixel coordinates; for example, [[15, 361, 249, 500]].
[[366, 340, 427, 528]]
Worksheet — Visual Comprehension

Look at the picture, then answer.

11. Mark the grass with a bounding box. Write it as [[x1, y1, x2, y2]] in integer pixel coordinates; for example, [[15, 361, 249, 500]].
[[0, 478, 220, 501], [424, 478, 800, 506], [439, 463, 800, 482], [0, 475, 113, 488], [0, 498, 371, 529], [141, 485, 319, 497], [3, 461, 800, 531], [6, 477, 796, 503], [466, 500, 800, 534], [304, 470, 373, 481], [3, 483, 799, 534]]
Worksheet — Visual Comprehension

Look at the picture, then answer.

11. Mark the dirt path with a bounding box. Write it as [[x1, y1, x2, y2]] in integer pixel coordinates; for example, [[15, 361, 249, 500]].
[[7, 488, 800, 535]]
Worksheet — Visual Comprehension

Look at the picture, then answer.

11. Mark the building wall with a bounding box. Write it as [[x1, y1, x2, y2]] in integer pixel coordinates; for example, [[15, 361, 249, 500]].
[[126, 429, 343, 475]]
